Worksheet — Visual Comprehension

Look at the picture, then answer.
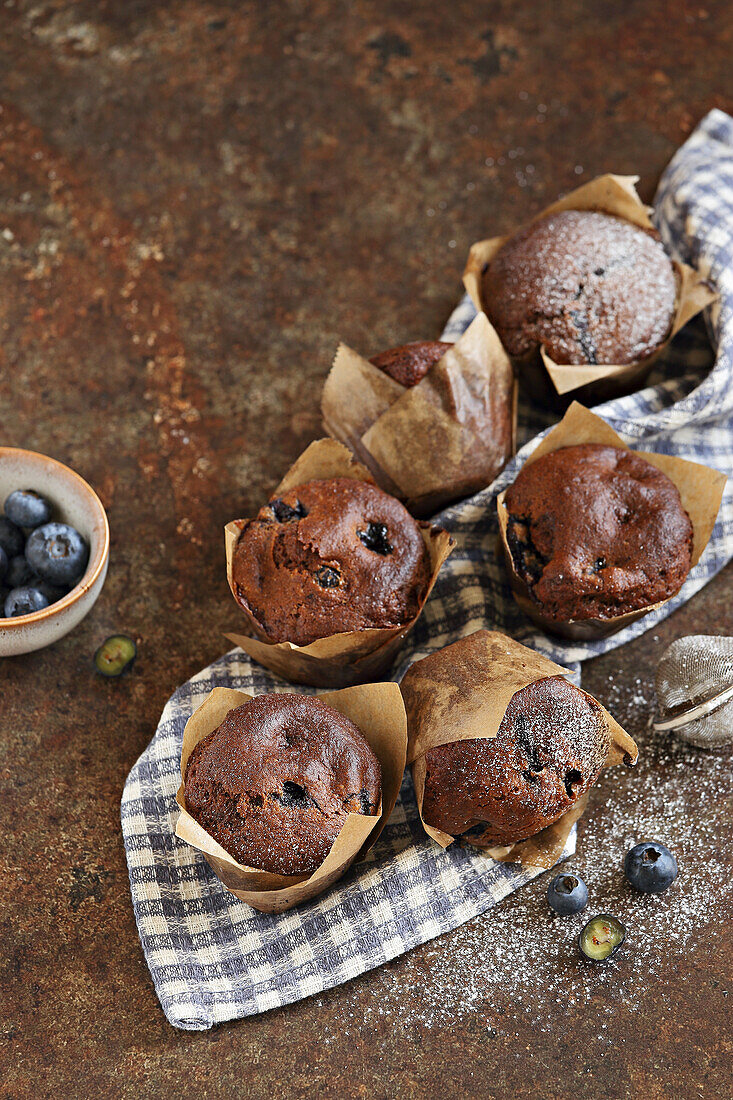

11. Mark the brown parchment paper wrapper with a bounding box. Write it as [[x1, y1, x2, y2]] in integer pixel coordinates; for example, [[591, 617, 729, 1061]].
[[225, 438, 455, 687], [321, 312, 517, 517], [401, 629, 638, 870], [463, 174, 717, 403], [497, 402, 727, 641], [175, 682, 407, 913]]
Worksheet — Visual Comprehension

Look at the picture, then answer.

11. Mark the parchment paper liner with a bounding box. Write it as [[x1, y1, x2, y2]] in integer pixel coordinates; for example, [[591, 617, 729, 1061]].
[[463, 174, 717, 402], [175, 682, 407, 913], [225, 438, 455, 687], [401, 629, 638, 869], [321, 312, 518, 516], [497, 402, 727, 641]]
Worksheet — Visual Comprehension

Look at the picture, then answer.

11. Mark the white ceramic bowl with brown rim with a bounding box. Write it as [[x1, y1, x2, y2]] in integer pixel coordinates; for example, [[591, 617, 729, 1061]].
[[0, 448, 110, 656]]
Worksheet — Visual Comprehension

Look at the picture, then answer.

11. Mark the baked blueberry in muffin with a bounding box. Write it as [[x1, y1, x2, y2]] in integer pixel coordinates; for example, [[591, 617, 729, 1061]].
[[369, 340, 453, 388], [184, 693, 382, 875], [421, 676, 608, 846], [482, 210, 677, 365], [231, 477, 431, 645], [503, 443, 693, 622]]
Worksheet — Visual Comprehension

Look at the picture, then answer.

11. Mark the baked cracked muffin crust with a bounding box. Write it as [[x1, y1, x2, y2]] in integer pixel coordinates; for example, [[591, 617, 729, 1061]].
[[369, 340, 453, 388], [421, 676, 607, 846], [503, 443, 693, 622], [482, 210, 677, 365], [184, 693, 382, 875], [231, 477, 431, 645]]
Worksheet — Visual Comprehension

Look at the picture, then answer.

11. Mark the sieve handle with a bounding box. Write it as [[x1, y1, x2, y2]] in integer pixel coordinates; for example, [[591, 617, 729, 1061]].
[[653, 681, 733, 731]]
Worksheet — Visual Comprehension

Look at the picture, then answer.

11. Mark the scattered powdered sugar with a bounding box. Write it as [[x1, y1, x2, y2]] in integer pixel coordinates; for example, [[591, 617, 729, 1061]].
[[312, 665, 733, 1037]]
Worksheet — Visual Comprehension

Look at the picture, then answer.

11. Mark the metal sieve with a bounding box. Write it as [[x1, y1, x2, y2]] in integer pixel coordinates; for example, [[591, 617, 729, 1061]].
[[654, 634, 733, 748]]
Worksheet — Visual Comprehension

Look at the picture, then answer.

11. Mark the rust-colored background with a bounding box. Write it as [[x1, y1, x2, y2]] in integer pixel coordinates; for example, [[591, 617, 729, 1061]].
[[2, 3, 732, 1098]]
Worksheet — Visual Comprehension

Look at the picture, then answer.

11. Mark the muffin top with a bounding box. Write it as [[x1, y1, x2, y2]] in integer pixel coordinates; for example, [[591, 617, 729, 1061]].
[[482, 210, 677, 365], [232, 477, 431, 645], [184, 693, 382, 876], [369, 340, 453, 388], [421, 676, 607, 846], [504, 443, 693, 622]]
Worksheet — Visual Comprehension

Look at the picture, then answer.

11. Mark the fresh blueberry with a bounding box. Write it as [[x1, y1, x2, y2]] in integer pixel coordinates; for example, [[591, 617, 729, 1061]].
[[0, 545, 6, 583], [624, 841, 678, 894], [34, 578, 69, 604], [547, 873, 588, 916], [94, 634, 137, 677], [578, 914, 626, 962], [0, 516, 24, 559], [25, 522, 89, 586], [4, 585, 50, 618], [4, 489, 53, 529], [5, 554, 34, 589]]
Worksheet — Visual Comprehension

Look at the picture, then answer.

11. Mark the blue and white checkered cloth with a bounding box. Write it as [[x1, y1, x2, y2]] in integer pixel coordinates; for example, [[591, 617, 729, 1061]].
[[123, 111, 733, 1029]]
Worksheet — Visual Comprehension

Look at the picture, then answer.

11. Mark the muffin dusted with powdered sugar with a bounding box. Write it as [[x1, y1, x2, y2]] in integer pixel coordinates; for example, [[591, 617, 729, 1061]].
[[482, 210, 677, 365], [420, 676, 608, 847]]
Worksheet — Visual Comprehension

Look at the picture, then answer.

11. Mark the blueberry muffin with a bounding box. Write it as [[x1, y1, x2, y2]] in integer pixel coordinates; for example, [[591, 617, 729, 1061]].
[[421, 676, 607, 846], [231, 477, 431, 645], [184, 693, 382, 875], [503, 443, 693, 622], [369, 340, 453, 388], [482, 210, 677, 365]]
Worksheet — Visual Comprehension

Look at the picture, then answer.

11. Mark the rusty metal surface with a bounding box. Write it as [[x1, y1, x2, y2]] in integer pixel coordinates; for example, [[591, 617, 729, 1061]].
[[1, 2, 732, 1097]]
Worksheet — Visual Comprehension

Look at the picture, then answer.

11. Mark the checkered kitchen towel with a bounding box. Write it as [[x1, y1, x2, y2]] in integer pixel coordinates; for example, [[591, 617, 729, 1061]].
[[123, 111, 733, 1029]]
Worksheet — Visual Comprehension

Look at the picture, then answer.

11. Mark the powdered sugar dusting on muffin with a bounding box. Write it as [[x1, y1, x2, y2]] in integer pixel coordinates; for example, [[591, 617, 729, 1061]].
[[483, 210, 677, 365]]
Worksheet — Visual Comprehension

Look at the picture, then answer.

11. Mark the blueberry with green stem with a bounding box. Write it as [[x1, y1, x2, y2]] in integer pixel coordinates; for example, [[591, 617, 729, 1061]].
[[624, 841, 678, 894], [579, 914, 626, 961], [4, 489, 53, 529], [547, 873, 588, 916], [4, 585, 50, 618], [94, 635, 137, 677]]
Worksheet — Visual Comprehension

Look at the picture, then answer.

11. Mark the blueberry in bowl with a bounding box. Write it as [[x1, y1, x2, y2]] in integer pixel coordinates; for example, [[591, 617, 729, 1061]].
[[5, 554, 35, 589], [0, 448, 109, 655], [25, 522, 89, 587], [547, 872, 588, 916], [4, 585, 50, 618], [624, 841, 678, 894], [0, 516, 25, 559], [4, 489, 53, 529]]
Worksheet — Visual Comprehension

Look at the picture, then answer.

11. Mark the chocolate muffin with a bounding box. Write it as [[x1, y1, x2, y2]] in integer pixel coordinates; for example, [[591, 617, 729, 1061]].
[[232, 477, 431, 646], [421, 676, 607, 846], [369, 340, 453, 388], [184, 693, 382, 875], [503, 443, 693, 622], [482, 210, 677, 365]]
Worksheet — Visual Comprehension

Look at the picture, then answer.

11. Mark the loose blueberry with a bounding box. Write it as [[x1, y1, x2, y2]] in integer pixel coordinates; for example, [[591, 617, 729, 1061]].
[[578, 914, 626, 961], [25, 522, 89, 586], [4, 489, 53, 529], [4, 585, 50, 618], [0, 516, 25, 559], [0, 546, 6, 583], [5, 554, 34, 589], [357, 521, 393, 555], [624, 841, 678, 894], [547, 873, 589, 916], [94, 635, 137, 677]]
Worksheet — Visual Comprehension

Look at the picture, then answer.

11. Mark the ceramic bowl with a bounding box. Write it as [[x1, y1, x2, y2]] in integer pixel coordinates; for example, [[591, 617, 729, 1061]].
[[0, 448, 110, 656]]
